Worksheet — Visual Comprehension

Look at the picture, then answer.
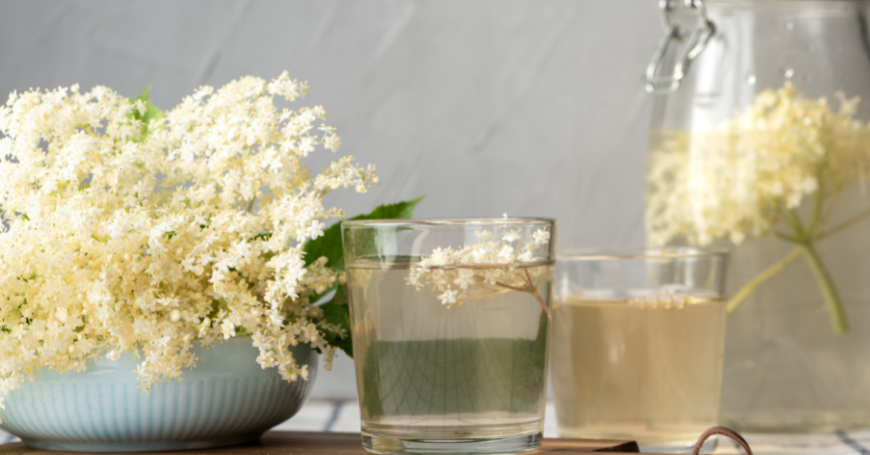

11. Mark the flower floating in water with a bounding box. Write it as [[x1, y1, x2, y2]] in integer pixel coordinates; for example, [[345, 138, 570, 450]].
[[407, 225, 554, 317]]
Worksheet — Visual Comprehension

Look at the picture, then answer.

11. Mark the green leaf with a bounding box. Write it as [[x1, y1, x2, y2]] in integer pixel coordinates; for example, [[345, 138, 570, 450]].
[[318, 284, 353, 357], [310, 196, 425, 359], [361, 195, 425, 221], [128, 86, 164, 142], [303, 196, 424, 271]]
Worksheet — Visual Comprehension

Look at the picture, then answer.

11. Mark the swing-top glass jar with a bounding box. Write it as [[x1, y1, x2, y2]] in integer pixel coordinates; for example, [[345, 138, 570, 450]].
[[646, 0, 870, 432]]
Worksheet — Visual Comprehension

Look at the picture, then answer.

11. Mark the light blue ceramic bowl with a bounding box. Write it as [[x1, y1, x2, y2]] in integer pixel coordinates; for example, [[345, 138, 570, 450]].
[[0, 338, 318, 452]]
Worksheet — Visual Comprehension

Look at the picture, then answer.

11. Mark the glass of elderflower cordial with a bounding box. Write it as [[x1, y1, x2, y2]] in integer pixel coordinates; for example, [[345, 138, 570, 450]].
[[341, 218, 557, 455], [552, 248, 728, 454]]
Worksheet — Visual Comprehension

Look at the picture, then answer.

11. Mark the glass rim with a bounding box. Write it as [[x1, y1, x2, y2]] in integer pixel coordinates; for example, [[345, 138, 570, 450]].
[[557, 247, 728, 260], [341, 217, 556, 228]]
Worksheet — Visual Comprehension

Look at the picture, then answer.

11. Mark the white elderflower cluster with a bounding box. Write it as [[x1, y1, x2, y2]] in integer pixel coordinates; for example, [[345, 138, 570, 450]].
[[407, 224, 553, 316], [647, 82, 870, 246], [0, 72, 378, 411]]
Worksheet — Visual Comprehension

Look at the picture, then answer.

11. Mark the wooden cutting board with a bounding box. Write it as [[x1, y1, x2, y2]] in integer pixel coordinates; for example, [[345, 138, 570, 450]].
[[0, 431, 643, 454]]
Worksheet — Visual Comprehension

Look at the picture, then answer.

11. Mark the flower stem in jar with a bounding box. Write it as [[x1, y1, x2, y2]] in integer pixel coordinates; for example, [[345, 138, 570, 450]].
[[726, 192, 852, 333], [799, 242, 849, 334], [726, 248, 801, 314]]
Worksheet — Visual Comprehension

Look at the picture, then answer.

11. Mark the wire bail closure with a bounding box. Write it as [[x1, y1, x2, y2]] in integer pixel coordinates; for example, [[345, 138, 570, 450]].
[[645, 0, 715, 95]]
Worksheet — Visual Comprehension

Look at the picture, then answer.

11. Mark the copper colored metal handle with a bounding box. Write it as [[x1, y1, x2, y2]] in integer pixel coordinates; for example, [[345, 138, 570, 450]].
[[692, 426, 753, 455]]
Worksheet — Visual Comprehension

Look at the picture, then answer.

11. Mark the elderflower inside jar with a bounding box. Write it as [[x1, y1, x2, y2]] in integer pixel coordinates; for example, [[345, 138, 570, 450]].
[[645, 0, 870, 432], [342, 218, 556, 455]]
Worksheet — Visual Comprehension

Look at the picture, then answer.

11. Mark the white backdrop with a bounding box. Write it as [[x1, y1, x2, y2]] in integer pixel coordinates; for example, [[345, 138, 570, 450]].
[[0, 0, 661, 398]]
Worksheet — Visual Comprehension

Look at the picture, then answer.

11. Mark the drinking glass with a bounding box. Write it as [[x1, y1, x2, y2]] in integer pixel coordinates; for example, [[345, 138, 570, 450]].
[[552, 249, 727, 453], [342, 218, 557, 454]]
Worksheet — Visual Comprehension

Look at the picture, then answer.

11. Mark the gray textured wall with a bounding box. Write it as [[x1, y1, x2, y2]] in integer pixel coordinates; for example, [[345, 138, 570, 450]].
[[0, 0, 660, 398]]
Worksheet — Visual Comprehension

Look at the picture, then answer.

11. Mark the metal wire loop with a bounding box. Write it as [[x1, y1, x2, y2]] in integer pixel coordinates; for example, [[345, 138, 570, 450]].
[[645, 0, 715, 95]]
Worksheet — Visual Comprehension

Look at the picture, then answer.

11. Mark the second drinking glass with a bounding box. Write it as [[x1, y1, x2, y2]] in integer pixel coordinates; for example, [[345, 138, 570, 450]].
[[342, 218, 557, 454], [551, 249, 728, 453]]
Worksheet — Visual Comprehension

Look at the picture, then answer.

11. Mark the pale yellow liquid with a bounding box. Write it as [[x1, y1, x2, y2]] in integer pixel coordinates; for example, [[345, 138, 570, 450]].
[[346, 261, 553, 442], [551, 297, 726, 449]]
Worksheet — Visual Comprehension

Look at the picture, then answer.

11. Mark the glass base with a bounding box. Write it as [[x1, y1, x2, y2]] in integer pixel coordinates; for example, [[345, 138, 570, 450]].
[[362, 431, 543, 454]]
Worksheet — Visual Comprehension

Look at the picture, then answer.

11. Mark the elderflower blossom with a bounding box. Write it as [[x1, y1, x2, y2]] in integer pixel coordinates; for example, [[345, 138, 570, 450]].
[[0, 72, 379, 413], [647, 82, 870, 246], [407, 225, 554, 308]]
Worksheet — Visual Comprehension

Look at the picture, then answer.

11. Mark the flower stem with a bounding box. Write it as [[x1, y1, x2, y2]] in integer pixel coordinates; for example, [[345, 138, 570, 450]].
[[799, 242, 849, 334], [781, 200, 850, 333], [529, 288, 551, 321], [726, 247, 801, 314], [728, 189, 855, 333], [495, 274, 551, 320], [524, 269, 552, 321], [818, 206, 870, 240], [494, 281, 528, 293]]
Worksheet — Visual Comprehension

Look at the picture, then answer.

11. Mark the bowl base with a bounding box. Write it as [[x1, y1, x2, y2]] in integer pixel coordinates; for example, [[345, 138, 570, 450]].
[[22, 432, 263, 452]]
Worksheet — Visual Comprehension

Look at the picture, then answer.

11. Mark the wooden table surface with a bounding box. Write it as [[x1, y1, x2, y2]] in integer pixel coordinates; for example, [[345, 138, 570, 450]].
[[0, 431, 645, 455]]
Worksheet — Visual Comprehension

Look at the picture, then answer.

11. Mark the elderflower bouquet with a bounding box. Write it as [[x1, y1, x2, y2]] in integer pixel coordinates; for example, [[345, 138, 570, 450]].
[[647, 82, 870, 333], [0, 72, 421, 412]]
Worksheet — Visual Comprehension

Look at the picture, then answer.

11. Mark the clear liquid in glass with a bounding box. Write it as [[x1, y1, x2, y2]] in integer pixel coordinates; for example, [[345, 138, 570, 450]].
[[346, 261, 553, 454]]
